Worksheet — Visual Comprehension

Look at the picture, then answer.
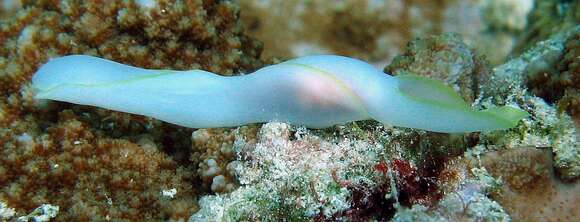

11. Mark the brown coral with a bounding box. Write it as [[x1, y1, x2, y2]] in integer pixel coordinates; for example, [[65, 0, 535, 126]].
[[480, 148, 580, 221], [433, 148, 579, 222], [0, 0, 262, 95], [0, 110, 198, 221], [513, 0, 579, 55], [0, 0, 263, 220], [556, 33, 579, 118], [525, 31, 579, 119]]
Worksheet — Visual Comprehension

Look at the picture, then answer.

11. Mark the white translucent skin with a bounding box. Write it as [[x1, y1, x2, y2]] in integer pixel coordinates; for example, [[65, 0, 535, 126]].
[[32, 55, 522, 132], [33, 55, 379, 128]]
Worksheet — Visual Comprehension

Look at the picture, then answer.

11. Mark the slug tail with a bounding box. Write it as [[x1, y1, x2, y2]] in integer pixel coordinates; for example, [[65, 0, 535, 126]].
[[478, 106, 530, 128], [396, 74, 470, 110], [391, 74, 529, 132]]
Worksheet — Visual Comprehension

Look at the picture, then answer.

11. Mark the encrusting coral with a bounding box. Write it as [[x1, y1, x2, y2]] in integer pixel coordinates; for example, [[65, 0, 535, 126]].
[[0, 0, 263, 220], [480, 148, 579, 221], [191, 126, 259, 193], [0, 110, 197, 220]]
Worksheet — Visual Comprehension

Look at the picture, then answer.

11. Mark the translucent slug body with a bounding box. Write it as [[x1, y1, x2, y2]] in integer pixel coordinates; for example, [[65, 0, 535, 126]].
[[32, 55, 528, 133]]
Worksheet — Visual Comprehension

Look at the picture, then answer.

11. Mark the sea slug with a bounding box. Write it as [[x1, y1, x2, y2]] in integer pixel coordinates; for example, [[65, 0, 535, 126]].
[[32, 55, 528, 133]]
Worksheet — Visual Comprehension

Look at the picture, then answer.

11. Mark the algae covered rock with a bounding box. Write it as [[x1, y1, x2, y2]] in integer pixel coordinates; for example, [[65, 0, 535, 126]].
[[481, 148, 579, 221], [525, 31, 580, 119], [190, 122, 386, 221], [513, 0, 579, 54], [481, 26, 580, 180], [385, 32, 492, 103]]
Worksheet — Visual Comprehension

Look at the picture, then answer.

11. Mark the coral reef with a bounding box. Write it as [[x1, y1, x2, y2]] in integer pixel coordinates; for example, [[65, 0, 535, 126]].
[[0, 0, 263, 220], [239, 0, 532, 65], [386, 29, 580, 221], [0, 0, 576, 221], [381, 32, 490, 198], [384, 27, 577, 181]]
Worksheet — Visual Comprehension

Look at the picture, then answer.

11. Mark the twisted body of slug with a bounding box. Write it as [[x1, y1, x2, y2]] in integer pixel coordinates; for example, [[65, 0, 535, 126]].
[[32, 55, 528, 133]]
